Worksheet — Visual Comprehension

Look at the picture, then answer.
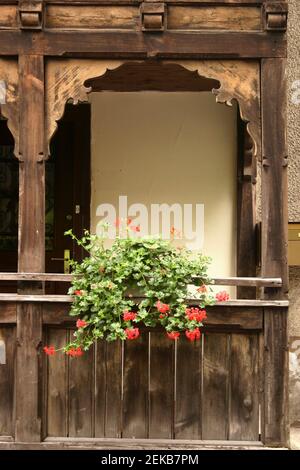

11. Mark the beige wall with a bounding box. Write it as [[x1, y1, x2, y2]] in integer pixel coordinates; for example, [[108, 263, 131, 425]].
[[90, 92, 237, 282]]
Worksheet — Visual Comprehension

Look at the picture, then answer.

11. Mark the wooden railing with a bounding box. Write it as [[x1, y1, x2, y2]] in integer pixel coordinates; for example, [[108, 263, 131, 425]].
[[0, 273, 288, 306]]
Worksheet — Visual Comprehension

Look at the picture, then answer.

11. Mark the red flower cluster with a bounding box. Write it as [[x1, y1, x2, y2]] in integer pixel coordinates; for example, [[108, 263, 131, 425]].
[[167, 331, 180, 340], [216, 291, 230, 302], [66, 347, 83, 357], [43, 345, 56, 356], [130, 225, 140, 233], [123, 311, 137, 321], [156, 301, 170, 314], [185, 328, 201, 342], [74, 290, 83, 296], [76, 319, 88, 328], [185, 307, 207, 322], [125, 327, 140, 340]]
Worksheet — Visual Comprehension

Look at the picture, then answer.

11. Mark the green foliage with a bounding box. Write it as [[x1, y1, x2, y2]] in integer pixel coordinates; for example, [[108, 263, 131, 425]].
[[65, 226, 215, 350]]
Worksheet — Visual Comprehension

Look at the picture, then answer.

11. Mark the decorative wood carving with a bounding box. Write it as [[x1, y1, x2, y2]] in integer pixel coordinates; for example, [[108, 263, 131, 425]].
[[0, 58, 19, 159], [18, 0, 44, 30], [264, 2, 288, 32], [141, 3, 165, 32], [46, 59, 260, 167]]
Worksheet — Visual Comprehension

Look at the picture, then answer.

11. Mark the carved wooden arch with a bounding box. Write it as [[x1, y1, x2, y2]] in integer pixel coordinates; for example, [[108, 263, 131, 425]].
[[46, 59, 260, 164], [0, 58, 19, 159]]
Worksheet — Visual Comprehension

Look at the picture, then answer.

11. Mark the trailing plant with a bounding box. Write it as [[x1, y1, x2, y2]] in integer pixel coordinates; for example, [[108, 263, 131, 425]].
[[44, 222, 224, 356]]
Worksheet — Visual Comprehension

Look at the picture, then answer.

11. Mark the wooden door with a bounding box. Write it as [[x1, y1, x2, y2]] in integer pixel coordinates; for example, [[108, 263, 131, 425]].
[[45, 103, 91, 292]]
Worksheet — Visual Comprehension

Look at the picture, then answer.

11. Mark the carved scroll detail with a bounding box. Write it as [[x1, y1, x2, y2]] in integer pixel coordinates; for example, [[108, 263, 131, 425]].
[[46, 59, 261, 168], [0, 58, 19, 158], [46, 59, 124, 154]]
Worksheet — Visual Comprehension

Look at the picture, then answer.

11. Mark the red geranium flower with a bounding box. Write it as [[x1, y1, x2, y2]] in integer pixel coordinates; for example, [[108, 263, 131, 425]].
[[216, 291, 230, 302], [185, 328, 201, 342], [66, 347, 83, 357], [76, 319, 88, 329], [185, 307, 207, 322], [74, 290, 83, 296], [167, 331, 180, 340], [114, 217, 121, 228], [123, 311, 137, 321], [43, 345, 56, 356], [127, 217, 132, 226], [130, 225, 140, 233], [125, 327, 140, 340], [156, 301, 170, 314]]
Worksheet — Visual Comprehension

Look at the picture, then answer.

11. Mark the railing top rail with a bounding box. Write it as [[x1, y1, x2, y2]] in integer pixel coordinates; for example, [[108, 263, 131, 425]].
[[0, 273, 283, 287]]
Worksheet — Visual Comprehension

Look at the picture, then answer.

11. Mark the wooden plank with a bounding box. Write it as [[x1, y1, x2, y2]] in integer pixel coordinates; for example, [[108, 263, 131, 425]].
[[0, 31, 287, 58], [46, 5, 139, 30], [68, 330, 94, 437], [168, 6, 262, 31], [236, 119, 257, 299], [202, 333, 229, 439], [0, 303, 17, 323], [149, 332, 174, 439], [0, 5, 17, 29], [261, 58, 288, 447], [0, 326, 15, 437], [122, 333, 148, 438], [15, 303, 43, 441], [45, 0, 264, 4], [229, 334, 259, 440], [94, 340, 106, 438], [175, 338, 202, 439], [104, 341, 122, 438], [46, 328, 68, 437], [205, 306, 263, 330], [0, 273, 283, 287]]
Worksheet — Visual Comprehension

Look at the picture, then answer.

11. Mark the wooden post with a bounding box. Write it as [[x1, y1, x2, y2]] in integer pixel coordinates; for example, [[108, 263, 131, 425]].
[[15, 55, 45, 442], [261, 58, 288, 446]]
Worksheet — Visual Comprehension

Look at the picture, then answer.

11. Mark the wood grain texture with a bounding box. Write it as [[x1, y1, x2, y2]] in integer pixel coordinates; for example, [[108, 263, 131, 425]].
[[104, 341, 122, 437], [123, 333, 148, 438], [46, 5, 139, 30], [202, 333, 229, 439], [0, 5, 17, 29], [46, 328, 68, 437], [0, 31, 287, 58], [168, 6, 262, 31], [149, 332, 174, 438], [175, 338, 202, 439], [229, 334, 259, 440], [0, 303, 17, 323], [68, 330, 94, 437], [0, 326, 15, 437], [94, 340, 106, 437]]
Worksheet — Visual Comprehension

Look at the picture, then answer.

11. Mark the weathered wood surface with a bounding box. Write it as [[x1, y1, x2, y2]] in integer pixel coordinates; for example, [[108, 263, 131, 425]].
[[0, 31, 287, 58], [0, 272, 282, 287], [0, 326, 15, 437], [261, 58, 288, 447], [0, 5, 17, 29], [0, 303, 17, 323], [46, 5, 140, 30], [0, 58, 19, 157], [168, 6, 262, 31]]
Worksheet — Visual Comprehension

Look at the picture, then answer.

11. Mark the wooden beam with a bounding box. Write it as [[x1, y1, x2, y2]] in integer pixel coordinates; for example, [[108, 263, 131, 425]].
[[0, 31, 287, 58], [261, 58, 288, 447], [15, 55, 45, 443], [0, 273, 283, 286]]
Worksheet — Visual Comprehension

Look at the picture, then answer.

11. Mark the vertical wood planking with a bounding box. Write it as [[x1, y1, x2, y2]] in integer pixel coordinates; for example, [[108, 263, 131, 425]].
[[104, 341, 122, 438], [175, 338, 202, 439], [94, 340, 106, 438], [15, 54, 45, 442], [68, 330, 94, 437], [122, 333, 148, 438], [202, 333, 230, 439], [149, 332, 174, 439], [46, 328, 68, 437], [0, 327, 15, 437], [261, 58, 288, 446], [229, 334, 259, 440]]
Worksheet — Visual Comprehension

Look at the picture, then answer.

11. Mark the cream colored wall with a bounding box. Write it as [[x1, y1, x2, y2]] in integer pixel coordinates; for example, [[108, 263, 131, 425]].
[[90, 92, 237, 282]]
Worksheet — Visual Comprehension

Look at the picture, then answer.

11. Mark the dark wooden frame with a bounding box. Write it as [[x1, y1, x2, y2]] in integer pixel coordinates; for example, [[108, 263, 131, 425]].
[[0, 0, 288, 448]]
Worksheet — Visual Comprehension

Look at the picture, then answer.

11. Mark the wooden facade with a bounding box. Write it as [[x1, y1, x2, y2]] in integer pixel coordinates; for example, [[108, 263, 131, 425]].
[[0, 0, 288, 449]]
